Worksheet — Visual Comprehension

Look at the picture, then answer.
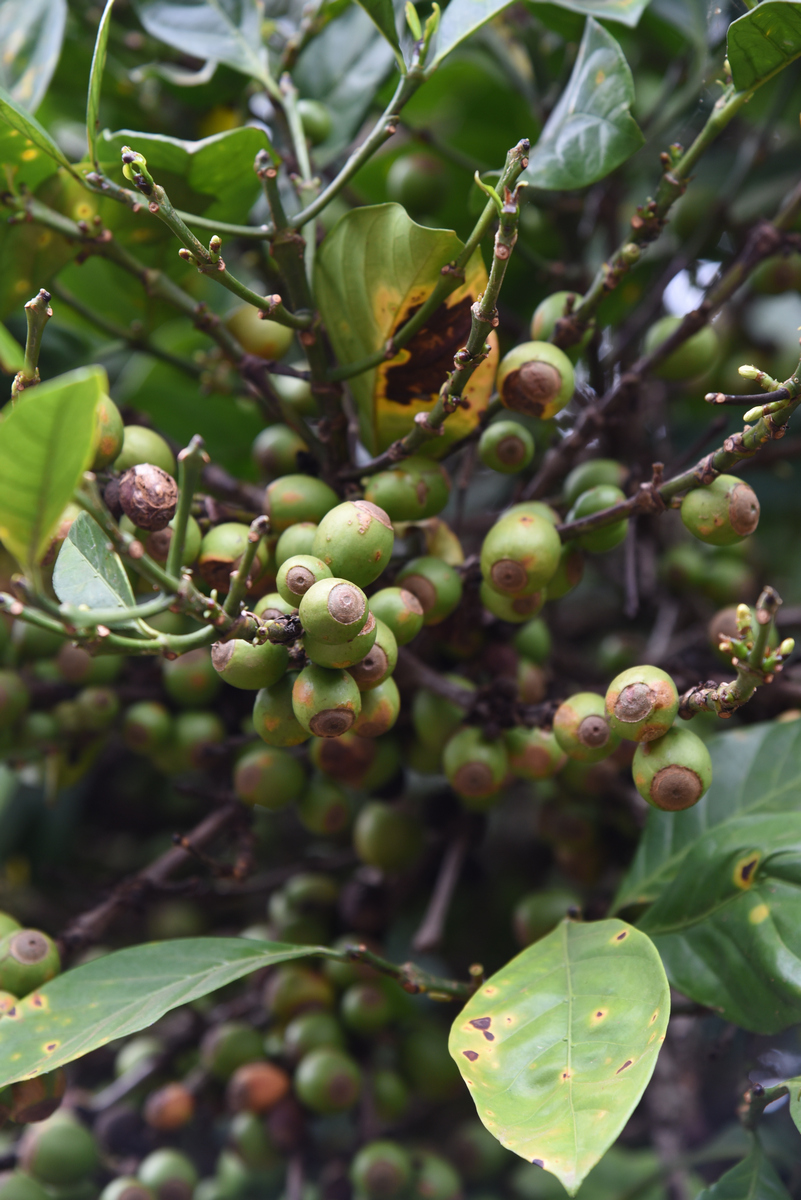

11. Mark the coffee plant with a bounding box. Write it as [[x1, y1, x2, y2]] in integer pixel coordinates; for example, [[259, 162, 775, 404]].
[[3, 0, 801, 1195]]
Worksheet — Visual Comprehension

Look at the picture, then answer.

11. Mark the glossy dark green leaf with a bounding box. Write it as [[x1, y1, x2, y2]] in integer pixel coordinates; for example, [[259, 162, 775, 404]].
[[523, 18, 643, 190], [0, 84, 75, 175], [449, 919, 669, 1196], [0, 323, 24, 375], [727, 2, 801, 93], [0, 365, 103, 569], [639, 813, 801, 1034], [696, 1140, 790, 1200], [532, 0, 653, 27], [87, 0, 117, 168], [0, 939, 326, 1085], [355, 0, 404, 64], [0, 0, 67, 114], [133, 0, 277, 94], [615, 722, 801, 912], [53, 511, 136, 616]]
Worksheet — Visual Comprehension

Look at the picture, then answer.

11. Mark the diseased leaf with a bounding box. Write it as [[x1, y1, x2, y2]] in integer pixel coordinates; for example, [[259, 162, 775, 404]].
[[0, 84, 75, 175], [53, 512, 136, 615], [523, 18, 643, 190], [615, 722, 801, 912], [87, 0, 117, 167], [0, 366, 103, 569], [0, 323, 25, 375], [639, 813, 801, 1034], [727, 1, 801, 93], [449, 919, 669, 1196], [315, 203, 497, 456], [0, 939, 326, 1085], [0, 0, 67, 114], [696, 1140, 790, 1200]]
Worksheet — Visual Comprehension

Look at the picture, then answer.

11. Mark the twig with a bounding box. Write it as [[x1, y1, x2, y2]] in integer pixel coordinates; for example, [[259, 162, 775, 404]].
[[413, 831, 470, 953], [11, 289, 52, 397]]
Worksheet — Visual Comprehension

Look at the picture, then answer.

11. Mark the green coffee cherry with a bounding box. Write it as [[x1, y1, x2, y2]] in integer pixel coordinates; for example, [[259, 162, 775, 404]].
[[503, 500, 560, 525], [373, 1070, 409, 1121], [225, 305, 294, 360], [11, 622, 66, 663], [513, 888, 580, 946], [233, 746, 305, 809], [496, 341, 574, 419], [137, 1149, 198, 1200], [410, 1153, 461, 1200], [265, 963, 335, 1020], [412, 675, 474, 751], [254, 592, 297, 620], [505, 726, 567, 780], [272, 371, 317, 416], [680, 475, 760, 546], [479, 420, 535, 474], [296, 775, 353, 835], [567, 485, 628, 553], [0, 672, 29, 728], [162, 648, 220, 708], [402, 1027, 459, 1100], [20, 1115, 97, 1186], [277, 554, 333, 606], [350, 1141, 412, 1199], [448, 1119, 510, 1183], [368, 587, 424, 645], [275, 522, 318, 566], [298, 577, 369, 644], [605, 665, 679, 743], [352, 676, 400, 738], [284, 1012, 344, 1062], [644, 315, 719, 381], [294, 1046, 362, 1114], [312, 501, 394, 589], [7, 1068, 65, 1124], [311, 731, 400, 790], [211, 637, 289, 690], [297, 98, 333, 145], [292, 665, 362, 737], [632, 726, 712, 810], [304, 612, 378, 669], [55, 645, 122, 686], [264, 474, 338, 533], [73, 686, 119, 733], [100, 1179, 154, 1200], [114, 426, 176, 476], [564, 459, 627, 507], [93, 395, 124, 470], [253, 673, 310, 747], [348, 619, 397, 691], [530, 291, 592, 362], [363, 457, 451, 521], [513, 618, 552, 664], [227, 1108, 283, 1166], [386, 153, 444, 215], [480, 510, 561, 596], [20, 711, 58, 749], [200, 1021, 264, 1080], [0, 1174, 49, 1200], [480, 579, 545, 623], [553, 693, 620, 763], [354, 802, 422, 871], [751, 252, 801, 294], [198, 522, 268, 594], [252, 425, 309, 480], [443, 727, 508, 807], [341, 982, 393, 1035], [546, 540, 584, 598], [169, 711, 225, 771], [0, 913, 20, 940], [123, 701, 171, 755], [0, 930, 59, 996], [395, 556, 463, 625]]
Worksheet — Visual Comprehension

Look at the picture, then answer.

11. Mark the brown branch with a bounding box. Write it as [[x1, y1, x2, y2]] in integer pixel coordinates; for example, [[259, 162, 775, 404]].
[[412, 830, 470, 953]]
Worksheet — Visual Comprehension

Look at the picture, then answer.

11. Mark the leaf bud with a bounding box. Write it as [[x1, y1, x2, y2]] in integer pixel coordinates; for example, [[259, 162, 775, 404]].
[[780, 638, 795, 657]]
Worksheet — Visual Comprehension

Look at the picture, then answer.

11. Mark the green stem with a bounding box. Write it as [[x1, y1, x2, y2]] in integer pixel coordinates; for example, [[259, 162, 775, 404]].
[[167, 437, 208, 580], [11, 289, 52, 397], [319, 943, 475, 1001], [57, 594, 175, 628], [223, 517, 270, 616]]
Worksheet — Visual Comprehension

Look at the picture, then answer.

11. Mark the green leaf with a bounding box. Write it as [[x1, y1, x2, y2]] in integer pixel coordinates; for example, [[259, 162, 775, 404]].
[[315, 203, 496, 456], [448, 918, 670, 1196], [638, 813, 801, 1034], [0, 84, 76, 175], [695, 1140, 790, 1200], [0, 938, 325, 1086], [0, 323, 25, 375], [354, 0, 405, 65], [52, 511, 136, 616], [531, 0, 652, 28], [0, 0, 67, 114], [523, 18, 643, 190], [615, 721, 801, 912], [87, 0, 117, 168], [727, 1, 801, 94], [132, 0, 278, 95], [0, 365, 104, 569]]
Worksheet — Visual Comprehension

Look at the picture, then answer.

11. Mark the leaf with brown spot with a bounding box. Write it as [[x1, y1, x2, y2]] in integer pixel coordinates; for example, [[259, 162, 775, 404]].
[[448, 918, 669, 1196]]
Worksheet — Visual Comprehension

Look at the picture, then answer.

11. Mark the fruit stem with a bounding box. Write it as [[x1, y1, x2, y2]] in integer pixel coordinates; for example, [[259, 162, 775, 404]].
[[167, 437, 209, 580], [11, 290, 52, 398], [223, 517, 270, 617], [321, 943, 475, 1001]]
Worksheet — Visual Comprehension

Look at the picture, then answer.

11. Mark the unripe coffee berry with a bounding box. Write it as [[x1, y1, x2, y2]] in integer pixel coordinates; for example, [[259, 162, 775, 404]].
[[114, 426, 175, 476], [341, 982, 393, 1034], [373, 1071, 409, 1121], [0, 930, 59, 996], [9, 1069, 66, 1124], [74, 685, 119, 733], [100, 1180, 154, 1200], [253, 673, 310, 747], [0, 673, 29, 729], [411, 1152, 461, 1200], [137, 1149, 197, 1200], [395, 556, 462, 625], [311, 730, 400, 790], [553, 693, 619, 763], [211, 637, 289, 690], [368, 587, 424, 645], [567, 485, 628, 553], [363, 457, 450, 521], [443, 726, 508, 807], [304, 611, 377, 669], [513, 888, 580, 946], [312, 500, 394, 588], [480, 510, 561, 596], [283, 1012, 344, 1062], [296, 776, 352, 835], [479, 420, 535, 474], [505, 726, 567, 779], [297, 98, 333, 145], [680, 475, 760, 546], [162, 648, 220, 708], [480, 579, 545, 623], [412, 675, 474, 751], [226, 1062, 291, 1113], [264, 474, 338, 533], [234, 745, 305, 809], [198, 523, 268, 593], [143, 1084, 194, 1132], [264, 964, 335, 1020], [644, 315, 719, 381], [298, 577, 369, 644], [277, 554, 332, 606], [530, 291, 592, 362], [225, 304, 294, 359], [564, 459, 627, 507], [294, 1047, 361, 1114], [200, 1021, 264, 1080], [0, 1176, 49, 1200], [605, 665, 679, 743], [252, 425, 309, 480], [292, 664, 362, 737], [254, 592, 297, 620], [632, 726, 712, 810], [354, 802, 422, 871], [350, 1141, 412, 1200], [92, 395, 124, 470], [496, 341, 574, 419], [170, 711, 225, 771], [275, 522, 317, 566], [20, 1115, 97, 1186], [545, 541, 584, 599], [352, 676, 400, 737], [118, 465, 178, 533], [348, 619, 397, 691]]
